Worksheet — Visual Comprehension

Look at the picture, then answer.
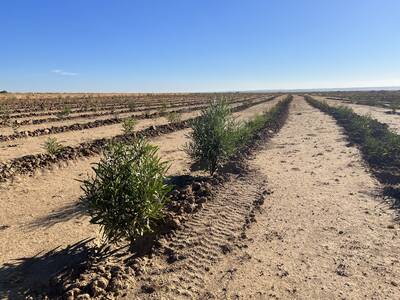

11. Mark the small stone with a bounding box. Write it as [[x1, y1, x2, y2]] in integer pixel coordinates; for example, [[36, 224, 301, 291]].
[[141, 283, 156, 294], [220, 244, 233, 254], [192, 181, 201, 191], [65, 288, 81, 298], [170, 189, 180, 198], [90, 285, 105, 296], [166, 217, 181, 229], [76, 294, 91, 300], [96, 277, 109, 289], [196, 196, 207, 204]]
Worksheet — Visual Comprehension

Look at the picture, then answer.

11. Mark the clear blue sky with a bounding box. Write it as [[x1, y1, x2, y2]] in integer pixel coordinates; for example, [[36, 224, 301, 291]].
[[1, 0, 400, 92]]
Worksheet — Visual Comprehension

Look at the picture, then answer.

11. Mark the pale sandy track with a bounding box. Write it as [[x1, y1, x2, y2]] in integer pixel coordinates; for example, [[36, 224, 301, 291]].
[[204, 97, 400, 299], [0, 99, 279, 271], [318, 96, 400, 134]]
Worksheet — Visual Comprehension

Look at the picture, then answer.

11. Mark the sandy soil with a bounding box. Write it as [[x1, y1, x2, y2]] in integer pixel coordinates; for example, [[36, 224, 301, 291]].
[[0, 129, 192, 268], [0, 103, 212, 134], [234, 96, 283, 122], [318, 96, 400, 134], [0, 107, 189, 135], [0, 99, 275, 272], [203, 97, 400, 299], [124, 97, 400, 299], [0, 111, 199, 162], [0, 98, 275, 162]]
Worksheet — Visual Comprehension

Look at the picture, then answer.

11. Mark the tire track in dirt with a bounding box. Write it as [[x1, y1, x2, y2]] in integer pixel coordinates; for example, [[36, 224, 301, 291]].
[[124, 172, 268, 299], [203, 96, 400, 299]]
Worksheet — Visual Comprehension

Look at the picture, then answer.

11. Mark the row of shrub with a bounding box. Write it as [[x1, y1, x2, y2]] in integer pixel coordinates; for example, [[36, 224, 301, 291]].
[[187, 95, 292, 175], [81, 96, 292, 246], [305, 96, 400, 171]]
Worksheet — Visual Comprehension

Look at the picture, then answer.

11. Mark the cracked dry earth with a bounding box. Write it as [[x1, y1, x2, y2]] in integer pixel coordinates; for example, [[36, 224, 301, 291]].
[[126, 97, 400, 299]]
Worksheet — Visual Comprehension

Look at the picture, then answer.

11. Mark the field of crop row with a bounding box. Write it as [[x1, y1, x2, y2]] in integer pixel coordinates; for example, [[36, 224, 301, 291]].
[[0, 94, 399, 300]]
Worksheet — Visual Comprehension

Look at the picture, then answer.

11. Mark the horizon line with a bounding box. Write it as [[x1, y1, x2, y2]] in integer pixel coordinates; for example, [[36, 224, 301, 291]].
[[2, 86, 400, 94]]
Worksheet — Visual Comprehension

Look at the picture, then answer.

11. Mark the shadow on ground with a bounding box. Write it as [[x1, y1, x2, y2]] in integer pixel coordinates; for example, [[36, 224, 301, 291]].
[[27, 202, 86, 229], [0, 238, 94, 299]]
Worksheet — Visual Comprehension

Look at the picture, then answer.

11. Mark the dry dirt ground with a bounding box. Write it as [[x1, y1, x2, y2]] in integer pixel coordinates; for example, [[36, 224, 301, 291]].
[[0, 97, 277, 162], [0, 105, 206, 135], [0, 98, 280, 282], [124, 97, 400, 299], [1, 96, 399, 299]]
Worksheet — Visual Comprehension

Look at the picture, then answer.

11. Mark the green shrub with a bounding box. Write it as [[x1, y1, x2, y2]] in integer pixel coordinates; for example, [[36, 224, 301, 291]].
[[42, 137, 64, 155], [56, 105, 72, 119], [128, 101, 136, 112], [166, 111, 182, 123], [111, 110, 120, 119], [122, 117, 138, 135], [10, 121, 20, 134], [186, 98, 238, 175], [305, 95, 400, 169], [80, 139, 171, 244], [159, 101, 168, 115], [389, 101, 399, 114]]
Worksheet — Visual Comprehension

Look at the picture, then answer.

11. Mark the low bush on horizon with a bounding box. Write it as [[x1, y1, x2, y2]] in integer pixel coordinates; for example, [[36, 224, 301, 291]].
[[80, 138, 172, 245]]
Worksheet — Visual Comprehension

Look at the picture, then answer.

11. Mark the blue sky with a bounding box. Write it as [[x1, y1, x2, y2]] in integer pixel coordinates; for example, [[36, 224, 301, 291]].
[[1, 0, 400, 92]]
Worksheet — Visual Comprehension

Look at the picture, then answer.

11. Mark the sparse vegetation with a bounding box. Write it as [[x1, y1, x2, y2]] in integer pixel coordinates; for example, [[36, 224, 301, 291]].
[[315, 90, 400, 109], [186, 96, 292, 175], [159, 101, 168, 115], [80, 139, 172, 244], [10, 121, 20, 135], [166, 111, 182, 123], [128, 101, 136, 112], [122, 117, 138, 135], [186, 98, 238, 175], [305, 96, 400, 169], [42, 137, 64, 155], [56, 105, 72, 119], [0, 104, 10, 122], [389, 100, 399, 114]]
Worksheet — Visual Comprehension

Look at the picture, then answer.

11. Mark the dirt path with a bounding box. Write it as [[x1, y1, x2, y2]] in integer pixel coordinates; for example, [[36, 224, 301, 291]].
[[122, 96, 400, 300], [318, 96, 400, 134], [205, 97, 400, 299]]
